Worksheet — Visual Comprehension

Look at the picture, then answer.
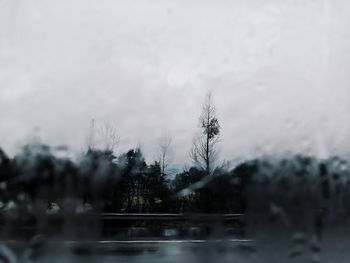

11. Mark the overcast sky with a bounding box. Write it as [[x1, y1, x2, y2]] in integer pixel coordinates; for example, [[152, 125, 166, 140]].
[[1, 0, 350, 166]]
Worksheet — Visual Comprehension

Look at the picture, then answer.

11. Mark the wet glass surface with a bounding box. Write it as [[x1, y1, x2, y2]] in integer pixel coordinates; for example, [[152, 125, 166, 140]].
[[1, 0, 350, 262]]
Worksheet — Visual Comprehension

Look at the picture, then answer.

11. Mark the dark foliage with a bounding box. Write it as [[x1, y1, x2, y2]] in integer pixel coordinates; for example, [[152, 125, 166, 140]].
[[0, 144, 348, 217]]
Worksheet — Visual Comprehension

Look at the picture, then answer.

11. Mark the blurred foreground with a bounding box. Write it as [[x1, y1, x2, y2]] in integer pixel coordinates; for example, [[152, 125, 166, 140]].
[[0, 144, 350, 262]]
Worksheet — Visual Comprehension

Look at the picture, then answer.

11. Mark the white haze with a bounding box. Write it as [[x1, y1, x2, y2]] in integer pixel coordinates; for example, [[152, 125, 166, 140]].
[[0, 0, 350, 167]]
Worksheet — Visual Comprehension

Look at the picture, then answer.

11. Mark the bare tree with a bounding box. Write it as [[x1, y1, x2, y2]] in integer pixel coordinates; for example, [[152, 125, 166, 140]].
[[87, 119, 96, 151], [158, 134, 173, 177], [96, 120, 120, 152], [190, 92, 220, 175]]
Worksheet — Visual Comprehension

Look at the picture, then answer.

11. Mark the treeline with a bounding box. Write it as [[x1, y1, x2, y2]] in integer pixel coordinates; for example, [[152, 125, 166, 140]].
[[0, 143, 348, 216], [0, 144, 246, 215], [2, 93, 349, 218]]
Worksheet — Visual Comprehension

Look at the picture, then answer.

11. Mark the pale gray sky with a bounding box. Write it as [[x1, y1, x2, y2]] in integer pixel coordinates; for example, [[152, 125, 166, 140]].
[[0, 0, 350, 166]]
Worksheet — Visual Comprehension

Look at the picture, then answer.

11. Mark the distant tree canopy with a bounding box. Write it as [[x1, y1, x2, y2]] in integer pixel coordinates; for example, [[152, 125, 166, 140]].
[[0, 148, 11, 182], [0, 143, 347, 216], [0, 95, 347, 215]]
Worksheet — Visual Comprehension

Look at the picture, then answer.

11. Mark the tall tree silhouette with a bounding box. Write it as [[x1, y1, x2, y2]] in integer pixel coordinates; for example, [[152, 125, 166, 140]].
[[190, 92, 221, 175], [157, 133, 173, 177]]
